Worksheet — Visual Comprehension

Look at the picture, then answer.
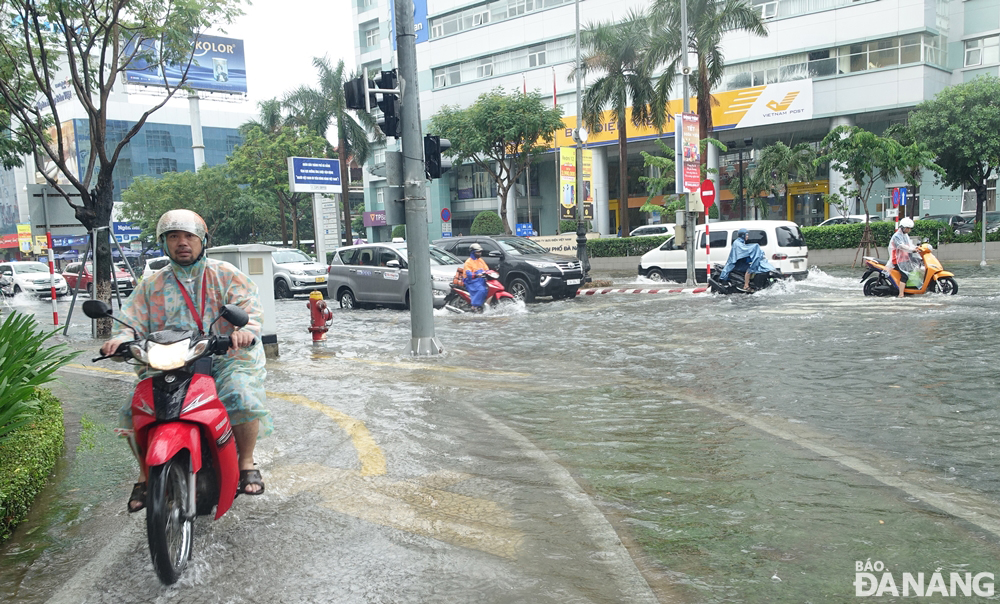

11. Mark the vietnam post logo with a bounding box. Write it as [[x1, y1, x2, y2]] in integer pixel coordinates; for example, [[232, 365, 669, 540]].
[[766, 92, 800, 112]]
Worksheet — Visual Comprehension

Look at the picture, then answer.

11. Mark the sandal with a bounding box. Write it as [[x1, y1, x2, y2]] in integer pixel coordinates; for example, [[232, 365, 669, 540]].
[[128, 482, 147, 513], [238, 469, 265, 496]]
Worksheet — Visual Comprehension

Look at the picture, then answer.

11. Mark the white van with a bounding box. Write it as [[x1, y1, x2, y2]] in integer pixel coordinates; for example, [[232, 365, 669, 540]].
[[638, 220, 808, 283]]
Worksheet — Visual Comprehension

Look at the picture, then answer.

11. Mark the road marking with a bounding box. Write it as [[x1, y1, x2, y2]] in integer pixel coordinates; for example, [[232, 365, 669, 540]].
[[579, 286, 709, 295], [335, 356, 531, 377], [267, 391, 386, 477], [271, 463, 523, 559]]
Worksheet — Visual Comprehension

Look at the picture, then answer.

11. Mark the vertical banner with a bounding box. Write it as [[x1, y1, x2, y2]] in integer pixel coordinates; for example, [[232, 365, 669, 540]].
[[558, 148, 594, 221], [675, 113, 700, 194], [17, 223, 32, 253]]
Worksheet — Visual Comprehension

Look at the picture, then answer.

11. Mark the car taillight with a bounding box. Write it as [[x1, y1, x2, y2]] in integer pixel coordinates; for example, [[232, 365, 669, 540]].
[[772, 253, 788, 260]]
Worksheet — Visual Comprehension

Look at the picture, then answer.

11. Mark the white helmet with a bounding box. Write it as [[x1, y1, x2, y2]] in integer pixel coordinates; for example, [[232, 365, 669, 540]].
[[156, 209, 208, 242], [899, 217, 914, 229]]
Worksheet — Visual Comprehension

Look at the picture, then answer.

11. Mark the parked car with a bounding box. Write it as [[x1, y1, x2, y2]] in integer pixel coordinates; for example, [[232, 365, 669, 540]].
[[629, 224, 675, 237], [62, 261, 136, 297], [326, 242, 463, 310], [272, 248, 329, 298], [142, 257, 171, 280], [0, 261, 69, 297], [920, 214, 975, 234], [638, 220, 809, 283], [432, 235, 583, 302], [816, 214, 882, 227]]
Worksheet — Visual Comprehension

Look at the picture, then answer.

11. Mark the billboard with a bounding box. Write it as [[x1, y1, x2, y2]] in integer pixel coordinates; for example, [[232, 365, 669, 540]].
[[287, 157, 342, 194], [124, 35, 248, 94], [558, 148, 593, 221]]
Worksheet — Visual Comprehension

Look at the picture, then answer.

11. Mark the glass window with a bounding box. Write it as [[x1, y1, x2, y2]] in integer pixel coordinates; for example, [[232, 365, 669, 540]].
[[376, 248, 402, 267], [273, 249, 312, 264], [452, 242, 472, 257], [338, 248, 359, 265], [528, 44, 546, 67], [776, 226, 805, 247], [731, 230, 768, 245], [148, 158, 177, 174], [64, 263, 80, 274], [985, 36, 1000, 65], [700, 230, 728, 249], [476, 58, 494, 78], [496, 237, 548, 255], [965, 39, 983, 67], [13, 262, 49, 273], [365, 27, 380, 48]]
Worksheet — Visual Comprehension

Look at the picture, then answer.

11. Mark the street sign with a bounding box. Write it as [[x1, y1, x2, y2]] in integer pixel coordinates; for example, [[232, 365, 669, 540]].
[[700, 179, 716, 206], [287, 157, 342, 194], [441, 207, 451, 222]]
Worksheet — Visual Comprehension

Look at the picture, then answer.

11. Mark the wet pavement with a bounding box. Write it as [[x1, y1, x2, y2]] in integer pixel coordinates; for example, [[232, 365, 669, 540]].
[[3, 262, 1000, 602]]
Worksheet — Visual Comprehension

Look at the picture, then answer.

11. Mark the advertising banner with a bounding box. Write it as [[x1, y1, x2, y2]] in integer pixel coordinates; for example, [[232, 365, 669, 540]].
[[124, 35, 248, 94], [675, 113, 700, 194], [363, 211, 387, 227], [0, 167, 17, 245], [35, 122, 79, 185], [552, 80, 814, 149], [390, 0, 429, 50], [558, 148, 594, 221], [17, 224, 32, 252]]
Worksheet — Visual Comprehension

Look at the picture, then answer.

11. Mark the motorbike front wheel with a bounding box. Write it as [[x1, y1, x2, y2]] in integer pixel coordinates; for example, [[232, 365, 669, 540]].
[[443, 292, 473, 313], [147, 456, 193, 585], [934, 276, 958, 295]]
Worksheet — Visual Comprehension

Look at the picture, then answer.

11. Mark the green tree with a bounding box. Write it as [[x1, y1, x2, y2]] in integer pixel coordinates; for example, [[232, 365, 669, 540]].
[[430, 89, 563, 234], [0, 0, 243, 336], [648, 0, 768, 144], [283, 57, 381, 245], [744, 141, 816, 218], [575, 10, 660, 237], [392, 225, 406, 239], [229, 124, 328, 248], [0, 103, 32, 170], [907, 76, 1000, 225], [637, 139, 677, 220], [471, 211, 505, 235]]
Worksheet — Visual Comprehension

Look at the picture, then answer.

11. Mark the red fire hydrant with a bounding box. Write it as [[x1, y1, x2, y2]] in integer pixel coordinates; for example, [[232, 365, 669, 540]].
[[307, 291, 333, 341]]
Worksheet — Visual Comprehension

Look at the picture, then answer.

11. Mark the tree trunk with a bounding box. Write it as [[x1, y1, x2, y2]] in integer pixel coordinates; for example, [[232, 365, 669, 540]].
[[697, 59, 713, 150], [73, 176, 115, 338], [291, 199, 300, 248], [278, 196, 289, 246], [339, 137, 352, 246], [618, 124, 630, 236]]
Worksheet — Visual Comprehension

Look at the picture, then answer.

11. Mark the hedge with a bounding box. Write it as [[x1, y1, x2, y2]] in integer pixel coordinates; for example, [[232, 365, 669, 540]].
[[587, 235, 670, 258], [800, 220, 974, 250], [0, 388, 64, 543]]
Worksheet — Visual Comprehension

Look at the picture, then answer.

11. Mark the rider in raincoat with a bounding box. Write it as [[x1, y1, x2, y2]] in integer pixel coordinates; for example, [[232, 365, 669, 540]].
[[719, 228, 777, 291], [102, 209, 271, 511], [463, 243, 490, 310], [887, 217, 918, 298]]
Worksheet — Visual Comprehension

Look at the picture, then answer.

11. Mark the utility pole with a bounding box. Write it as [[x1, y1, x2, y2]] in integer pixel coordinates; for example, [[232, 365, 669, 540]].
[[680, 0, 696, 286], [395, 0, 443, 355], [574, 0, 590, 280]]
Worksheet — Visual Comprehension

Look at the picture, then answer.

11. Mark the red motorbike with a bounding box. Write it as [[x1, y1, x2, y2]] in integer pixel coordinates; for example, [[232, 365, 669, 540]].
[[83, 299, 254, 585], [443, 270, 516, 313]]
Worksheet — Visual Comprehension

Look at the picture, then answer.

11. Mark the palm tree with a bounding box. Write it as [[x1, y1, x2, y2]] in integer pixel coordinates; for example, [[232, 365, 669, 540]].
[[283, 57, 382, 246], [648, 0, 768, 144], [574, 10, 661, 237], [745, 141, 816, 218]]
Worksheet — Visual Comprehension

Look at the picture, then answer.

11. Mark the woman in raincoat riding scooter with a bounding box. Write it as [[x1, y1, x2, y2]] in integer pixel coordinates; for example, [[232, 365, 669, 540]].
[[462, 243, 490, 311]]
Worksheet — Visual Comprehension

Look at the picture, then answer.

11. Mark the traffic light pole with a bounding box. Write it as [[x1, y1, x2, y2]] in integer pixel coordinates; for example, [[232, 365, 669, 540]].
[[395, 0, 443, 355]]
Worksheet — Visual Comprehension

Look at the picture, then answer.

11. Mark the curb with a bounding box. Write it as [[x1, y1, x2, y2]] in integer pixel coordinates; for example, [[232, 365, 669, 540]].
[[579, 286, 709, 295]]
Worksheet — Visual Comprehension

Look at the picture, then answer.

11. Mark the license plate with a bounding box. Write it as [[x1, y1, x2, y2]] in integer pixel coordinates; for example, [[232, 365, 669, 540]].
[[567, 278, 581, 285], [792, 261, 802, 267], [315, 276, 326, 283]]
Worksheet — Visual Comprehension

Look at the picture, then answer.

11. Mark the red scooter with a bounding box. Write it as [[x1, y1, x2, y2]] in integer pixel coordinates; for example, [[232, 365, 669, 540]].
[[83, 300, 254, 585], [443, 270, 515, 313]]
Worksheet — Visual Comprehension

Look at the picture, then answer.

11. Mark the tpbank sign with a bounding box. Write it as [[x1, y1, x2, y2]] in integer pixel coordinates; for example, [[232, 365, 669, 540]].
[[552, 80, 814, 148]]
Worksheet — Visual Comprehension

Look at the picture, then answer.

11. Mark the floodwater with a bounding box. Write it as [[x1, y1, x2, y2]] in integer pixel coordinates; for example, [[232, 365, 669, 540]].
[[3, 262, 1000, 602]]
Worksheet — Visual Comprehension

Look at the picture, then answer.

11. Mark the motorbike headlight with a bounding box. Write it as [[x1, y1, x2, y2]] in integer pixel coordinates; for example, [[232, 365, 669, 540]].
[[146, 339, 193, 371]]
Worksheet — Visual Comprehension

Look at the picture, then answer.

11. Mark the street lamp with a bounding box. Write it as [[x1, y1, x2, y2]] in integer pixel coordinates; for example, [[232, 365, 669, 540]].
[[734, 137, 753, 220]]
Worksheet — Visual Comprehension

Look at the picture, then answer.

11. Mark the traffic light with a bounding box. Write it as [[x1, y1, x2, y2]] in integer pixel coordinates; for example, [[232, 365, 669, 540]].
[[375, 70, 400, 138], [343, 75, 377, 111], [423, 135, 452, 179]]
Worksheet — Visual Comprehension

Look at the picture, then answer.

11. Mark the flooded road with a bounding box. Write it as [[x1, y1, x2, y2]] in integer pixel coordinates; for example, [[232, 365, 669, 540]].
[[3, 262, 1000, 602]]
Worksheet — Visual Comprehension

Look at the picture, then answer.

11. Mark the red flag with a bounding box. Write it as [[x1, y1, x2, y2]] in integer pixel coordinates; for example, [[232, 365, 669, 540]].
[[523, 73, 527, 95], [552, 68, 557, 108]]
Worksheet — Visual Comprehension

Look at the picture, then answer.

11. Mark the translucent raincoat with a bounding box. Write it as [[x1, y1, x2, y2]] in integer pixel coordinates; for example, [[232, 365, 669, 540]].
[[719, 239, 777, 281], [115, 254, 272, 438], [888, 228, 918, 274]]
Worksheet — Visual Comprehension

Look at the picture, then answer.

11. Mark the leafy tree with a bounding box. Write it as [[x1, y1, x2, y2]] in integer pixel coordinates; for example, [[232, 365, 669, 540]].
[[648, 0, 768, 144], [430, 89, 563, 234], [471, 211, 504, 235], [907, 76, 1000, 225], [283, 57, 380, 245], [744, 141, 816, 218], [637, 139, 677, 220], [392, 225, 406, 239], [119, 165, 275, 245], [0, 103, 32, 170], [575, 10, 660, 237], [0, 0, 243, 336], [228, 124, 328, 248]]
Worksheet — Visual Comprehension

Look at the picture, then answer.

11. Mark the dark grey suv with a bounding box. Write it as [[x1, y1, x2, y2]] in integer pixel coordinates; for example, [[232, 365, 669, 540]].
[[432, 236, 583, 302]]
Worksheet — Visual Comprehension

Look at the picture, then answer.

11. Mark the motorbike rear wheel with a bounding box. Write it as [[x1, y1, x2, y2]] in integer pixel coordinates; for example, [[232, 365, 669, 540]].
[[147, 456, 193, 585], [934, 276, 958, 295], [863, 277, 891, 297]]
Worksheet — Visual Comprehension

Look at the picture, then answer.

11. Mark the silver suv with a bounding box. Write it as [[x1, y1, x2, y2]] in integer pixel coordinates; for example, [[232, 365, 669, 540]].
[[327, 243, 463, 309], [271, 248, 328, 298]]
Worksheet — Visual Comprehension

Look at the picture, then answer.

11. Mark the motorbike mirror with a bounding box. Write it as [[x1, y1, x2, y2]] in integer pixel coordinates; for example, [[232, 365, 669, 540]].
[[219, 304, 250, 328], [82, 300, 112, 319]]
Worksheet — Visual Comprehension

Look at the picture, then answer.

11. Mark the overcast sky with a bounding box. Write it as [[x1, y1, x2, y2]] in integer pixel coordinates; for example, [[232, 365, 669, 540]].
[[223, 0, 356, 112]]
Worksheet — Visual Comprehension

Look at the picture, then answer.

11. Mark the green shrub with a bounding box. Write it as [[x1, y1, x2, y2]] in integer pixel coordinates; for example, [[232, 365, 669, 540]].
[[0, 312, 78, 443], [588, 236, 670, 257], [559, 219, 593, 233], [801, 220, 958, 250], [0, 388, 64, 542], [391, 225, 406, 239], [471, 211, 505, 235]]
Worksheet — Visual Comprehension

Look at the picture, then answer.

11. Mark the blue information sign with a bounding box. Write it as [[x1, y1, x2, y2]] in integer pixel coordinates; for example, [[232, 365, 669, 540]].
[[515, 223, 535, 237], [287, 157, 342, 193]]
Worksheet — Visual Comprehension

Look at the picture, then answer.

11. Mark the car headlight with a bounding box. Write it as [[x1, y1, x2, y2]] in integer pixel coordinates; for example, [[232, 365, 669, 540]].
[[526, 260, 558, 269], [289, 271, 306, 277]]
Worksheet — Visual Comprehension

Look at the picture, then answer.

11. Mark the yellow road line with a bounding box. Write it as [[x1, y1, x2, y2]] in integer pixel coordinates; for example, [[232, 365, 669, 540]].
[[267, 391, 387, 477], [66, 363, 134, 376]]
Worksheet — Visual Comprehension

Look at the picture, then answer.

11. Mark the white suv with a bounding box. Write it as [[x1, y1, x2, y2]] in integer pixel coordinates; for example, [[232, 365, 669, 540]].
[[271, 248, 328, 298]]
